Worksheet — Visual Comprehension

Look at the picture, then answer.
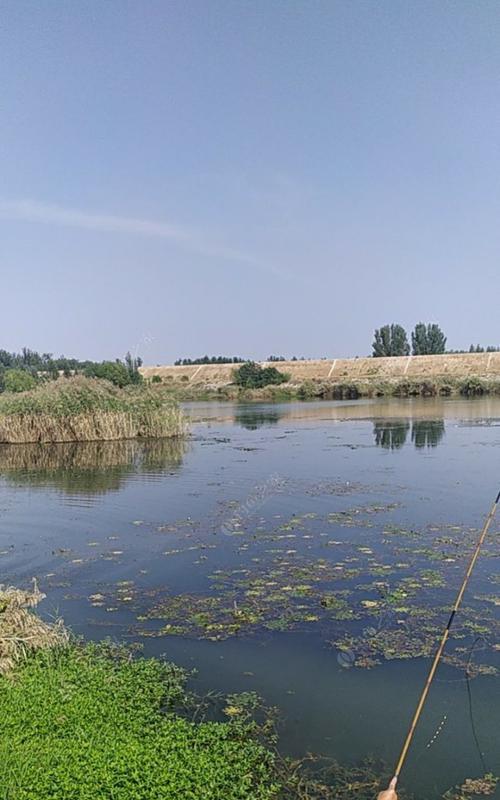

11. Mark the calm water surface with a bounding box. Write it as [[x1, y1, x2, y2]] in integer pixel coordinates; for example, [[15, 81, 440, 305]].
[[1, 397, 499, 798]]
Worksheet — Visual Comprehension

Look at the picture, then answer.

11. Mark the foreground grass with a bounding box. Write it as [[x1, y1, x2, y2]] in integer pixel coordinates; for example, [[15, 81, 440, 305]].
[[0, 377, 187, 443], [0, 644, 278, 800]]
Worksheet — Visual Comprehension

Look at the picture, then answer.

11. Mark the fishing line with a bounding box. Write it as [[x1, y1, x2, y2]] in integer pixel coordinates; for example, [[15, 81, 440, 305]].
[[465, 636, 488, 775], [380, 488, 500, 796]]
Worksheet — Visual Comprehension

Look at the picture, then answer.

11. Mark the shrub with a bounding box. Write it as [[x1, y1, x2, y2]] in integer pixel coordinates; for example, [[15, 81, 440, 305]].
[[85, 360, 132, 388], [297, 381, 317, 400], [4, 369, 37, 393], [151, 375, 163, 384], [460, 378, 486, 396], [233, 361, 289, 389]]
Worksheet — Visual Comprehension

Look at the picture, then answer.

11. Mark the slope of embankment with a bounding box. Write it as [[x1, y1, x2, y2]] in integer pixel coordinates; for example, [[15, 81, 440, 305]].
[[141, 352, 500, 399]]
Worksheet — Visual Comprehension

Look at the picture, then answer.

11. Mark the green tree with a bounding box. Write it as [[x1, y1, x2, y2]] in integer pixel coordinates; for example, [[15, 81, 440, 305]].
[[411, 323, 447, 355], [85, 361, 131, 388], [4, 369, 37, 393], [372, 324, 410, 357], [233, 361, 288, 388], [124, 352, 143, 385], [411, 323, 428, 356]]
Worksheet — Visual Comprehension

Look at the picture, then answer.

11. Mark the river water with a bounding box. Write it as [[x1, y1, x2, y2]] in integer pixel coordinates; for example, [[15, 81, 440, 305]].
[[0, 397, 499, 798]]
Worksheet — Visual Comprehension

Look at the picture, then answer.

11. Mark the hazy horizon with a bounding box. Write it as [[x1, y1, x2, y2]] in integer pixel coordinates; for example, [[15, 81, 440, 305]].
[[2, 1, 500, 363]]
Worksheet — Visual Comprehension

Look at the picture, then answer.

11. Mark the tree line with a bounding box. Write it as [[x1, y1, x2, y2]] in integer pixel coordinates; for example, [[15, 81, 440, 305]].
[[372, 323, 447, 357], [372, 324, 500, 358], [174, 354, 307, 365], [0, 348, 143, 392]]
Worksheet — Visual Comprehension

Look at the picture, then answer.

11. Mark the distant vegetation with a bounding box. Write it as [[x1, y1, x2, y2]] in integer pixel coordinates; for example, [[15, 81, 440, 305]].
[[467, 344, 500, 353], [174, 355, 307, 365], [0, 377, 186, 444], [174, 355, 245, 365], [233, 361, 289, 389], [0, 348, 142, 392], [372, 323, 447, 357]]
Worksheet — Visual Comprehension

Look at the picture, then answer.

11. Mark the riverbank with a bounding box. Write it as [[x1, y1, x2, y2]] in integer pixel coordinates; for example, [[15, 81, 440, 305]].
[[143, 374, 500, 403], [141, 353, 500, 402], [0, 377, 187, 443]]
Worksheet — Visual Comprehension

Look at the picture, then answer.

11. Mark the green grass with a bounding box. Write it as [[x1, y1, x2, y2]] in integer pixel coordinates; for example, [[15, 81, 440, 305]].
[[0, 643, 278, 800], [0, 376, 172, 416]]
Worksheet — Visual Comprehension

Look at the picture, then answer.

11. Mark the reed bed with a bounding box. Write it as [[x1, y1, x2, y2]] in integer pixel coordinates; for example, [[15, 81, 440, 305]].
[[0, 377, 187, 443]]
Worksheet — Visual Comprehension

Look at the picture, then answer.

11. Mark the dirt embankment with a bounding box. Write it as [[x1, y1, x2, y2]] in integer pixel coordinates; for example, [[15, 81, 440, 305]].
[[140, 352, 500, 388]]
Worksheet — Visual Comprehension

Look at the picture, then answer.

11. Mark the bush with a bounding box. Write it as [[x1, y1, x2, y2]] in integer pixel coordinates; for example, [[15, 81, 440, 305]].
[[85, 360, 132, 388], [297, 381, 317, 400], [460, 378, 486, 396], [4, 369, 37, 393], [233, 361, 289, 389], [151, 375, 163, 384]]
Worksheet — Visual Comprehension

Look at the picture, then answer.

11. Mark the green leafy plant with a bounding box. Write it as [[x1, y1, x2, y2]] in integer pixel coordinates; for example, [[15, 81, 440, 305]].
[[4, 368, 37, 393], [0, 644, 277, 800]]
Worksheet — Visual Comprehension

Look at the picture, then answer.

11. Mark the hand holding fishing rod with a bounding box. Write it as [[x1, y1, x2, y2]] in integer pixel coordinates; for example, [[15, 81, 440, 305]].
[[377, 777, 398, 799], [376, 489, 500, 799]]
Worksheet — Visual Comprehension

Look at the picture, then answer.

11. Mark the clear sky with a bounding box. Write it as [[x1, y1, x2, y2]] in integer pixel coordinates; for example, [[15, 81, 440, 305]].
[[1, 1, 500, 364]]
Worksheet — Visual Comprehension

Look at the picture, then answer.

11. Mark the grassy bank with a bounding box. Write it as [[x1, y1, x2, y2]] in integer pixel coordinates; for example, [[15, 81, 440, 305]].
[[0, 645, 278, 800], [0, 584, 276, 800], [0, 377, 187, 443], [152, 375, 500, 403]]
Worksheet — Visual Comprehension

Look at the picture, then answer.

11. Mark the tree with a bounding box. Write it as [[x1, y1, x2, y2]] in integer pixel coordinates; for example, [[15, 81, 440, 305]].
[[4, 368, 37, 393], [411, 323, 428, 356], [372, 324, 410, 357], [411, 323, 447, 355], [233, 361, 289, 388], [85, 361, 131, 388], [124, 351, 143, 385]]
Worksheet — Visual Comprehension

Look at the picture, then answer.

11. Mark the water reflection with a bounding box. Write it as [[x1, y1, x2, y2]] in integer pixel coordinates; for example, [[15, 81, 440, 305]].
[[373, 419, 446, 449], [0, 438, 186, 496], [373, 421, 410, 450], [411, 419, 445, 448], [234, 407, 283, 430]]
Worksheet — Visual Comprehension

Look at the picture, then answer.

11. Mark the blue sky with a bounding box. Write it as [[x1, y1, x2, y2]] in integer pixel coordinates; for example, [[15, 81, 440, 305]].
[[1, 1, 500, 363]]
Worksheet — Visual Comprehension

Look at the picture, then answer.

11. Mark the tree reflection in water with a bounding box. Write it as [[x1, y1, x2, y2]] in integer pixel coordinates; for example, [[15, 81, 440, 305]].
[[373, 419, 445, 450]]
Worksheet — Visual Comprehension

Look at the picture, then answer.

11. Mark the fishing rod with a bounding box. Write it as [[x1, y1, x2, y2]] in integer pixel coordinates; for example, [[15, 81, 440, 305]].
[[377, 488, 500, 800]]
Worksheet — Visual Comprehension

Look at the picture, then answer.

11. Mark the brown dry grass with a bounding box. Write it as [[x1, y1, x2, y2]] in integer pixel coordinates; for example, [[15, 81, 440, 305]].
[[141, 352, 500, 386], [0, 581, 68, 674]]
